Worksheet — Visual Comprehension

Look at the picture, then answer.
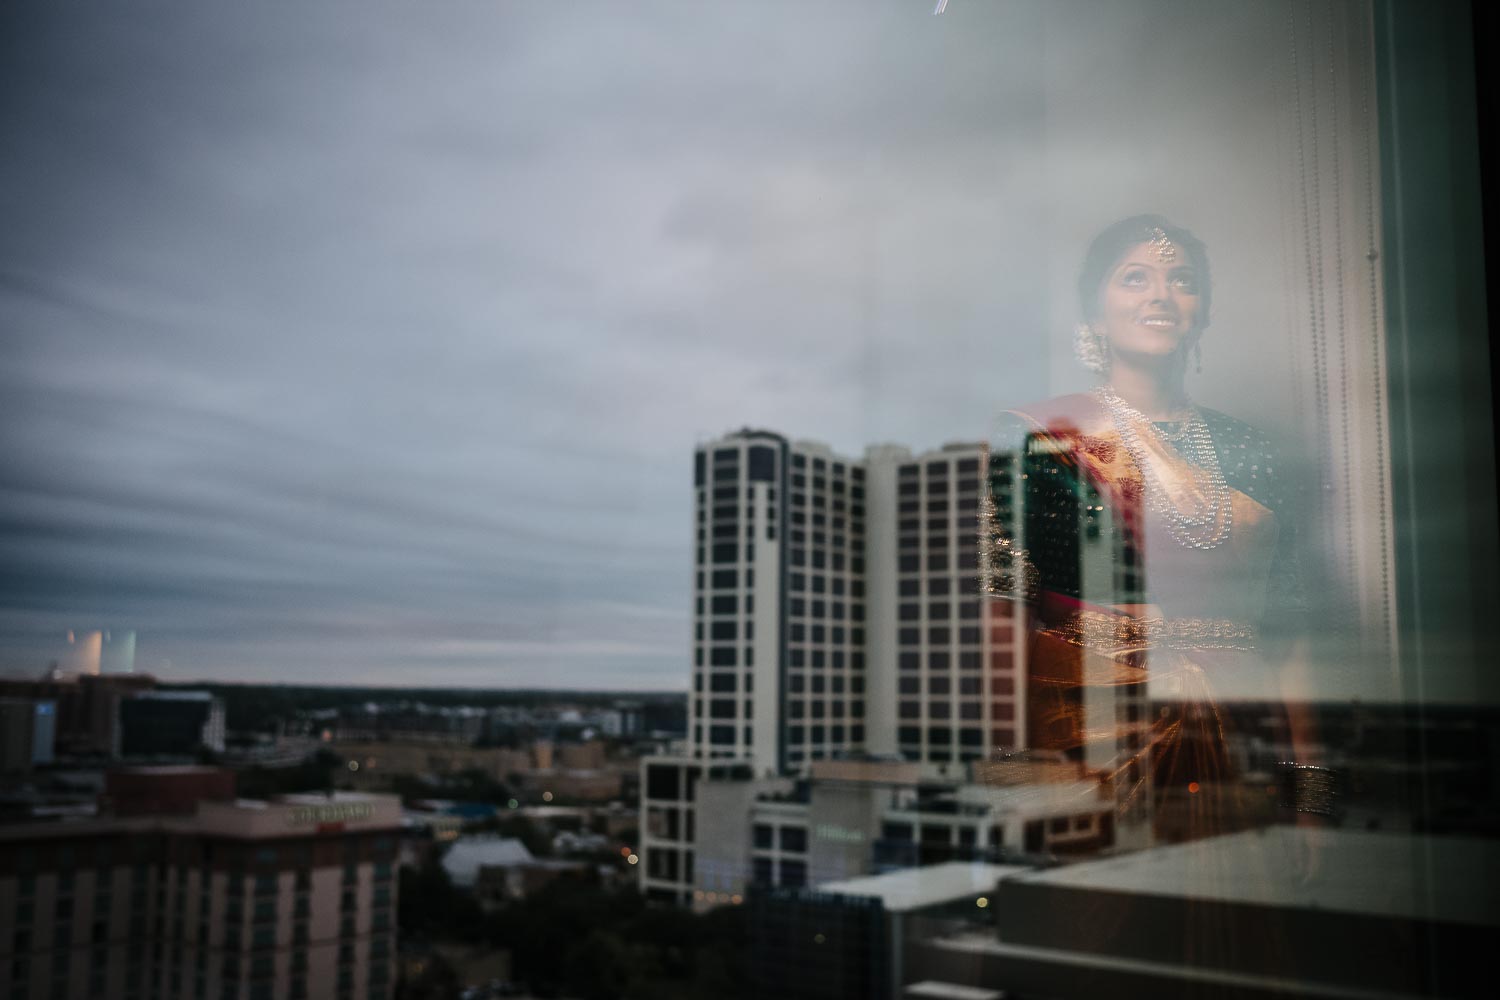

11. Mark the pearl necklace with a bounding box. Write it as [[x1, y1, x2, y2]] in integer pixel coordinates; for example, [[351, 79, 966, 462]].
[[1093, 386, 1233, 550]]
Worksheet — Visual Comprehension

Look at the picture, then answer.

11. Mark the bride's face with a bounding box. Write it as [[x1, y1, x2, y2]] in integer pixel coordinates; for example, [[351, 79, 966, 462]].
[[1095, 242, 1203, 362]]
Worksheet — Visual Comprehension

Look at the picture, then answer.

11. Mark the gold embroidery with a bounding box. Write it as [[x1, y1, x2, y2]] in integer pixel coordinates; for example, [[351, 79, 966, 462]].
[[1056, 610, 1256, 651], [1079, 434, 1118, 464]]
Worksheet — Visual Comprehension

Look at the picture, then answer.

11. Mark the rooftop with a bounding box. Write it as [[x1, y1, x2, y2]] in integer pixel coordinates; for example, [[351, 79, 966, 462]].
[[441, 837, 536, 887], [904, 982, 1006, 1000], [1009, 827, 1500, 927], [278, 792, 387, 805], [952, 780, 1106, 815], [133, 691, 215, 701], [816, 861, 1028, 913]]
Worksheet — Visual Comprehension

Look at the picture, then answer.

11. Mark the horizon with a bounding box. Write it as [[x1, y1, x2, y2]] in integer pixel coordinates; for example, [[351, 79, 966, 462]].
[[9, 669, 1491, 711]]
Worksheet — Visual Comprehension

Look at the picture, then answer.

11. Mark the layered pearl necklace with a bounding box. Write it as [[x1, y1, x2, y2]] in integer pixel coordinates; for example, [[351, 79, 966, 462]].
[[1093, 386, 1233, 550]]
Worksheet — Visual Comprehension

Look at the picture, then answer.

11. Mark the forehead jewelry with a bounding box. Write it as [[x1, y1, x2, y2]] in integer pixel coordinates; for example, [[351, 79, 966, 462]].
[[1146, 227, 1178, 263]]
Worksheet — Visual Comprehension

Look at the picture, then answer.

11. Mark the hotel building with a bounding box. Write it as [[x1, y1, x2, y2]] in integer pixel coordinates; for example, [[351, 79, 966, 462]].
[[0, 770, 400, 1000], [687, 431, 869, 774], [866, 442, 1022, 770], [643, 429, 1034, 904], [683, 430, 1023, 775]]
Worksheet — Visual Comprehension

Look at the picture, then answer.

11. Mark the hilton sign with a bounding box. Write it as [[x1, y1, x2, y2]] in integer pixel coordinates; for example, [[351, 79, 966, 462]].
[[288, 802, 374, 827]]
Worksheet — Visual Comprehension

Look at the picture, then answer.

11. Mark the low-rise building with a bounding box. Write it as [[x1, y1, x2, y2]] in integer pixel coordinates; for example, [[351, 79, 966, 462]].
[[440, 836, 535, 893], [750, 861, 1022, 1000], [332, 705, 486, 745], [438, 836, 601, 908], [0, 772, 400, 1000], [118, 691, 226, 758], [637, 755, 705, 904], [0, 699, 56, 773], [660, 756, 1135, 911], [0, 673, 156, 757]]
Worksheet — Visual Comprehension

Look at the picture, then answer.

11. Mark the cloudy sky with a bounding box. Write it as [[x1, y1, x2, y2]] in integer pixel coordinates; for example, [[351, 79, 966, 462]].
[[0, 1, 1060, 688]]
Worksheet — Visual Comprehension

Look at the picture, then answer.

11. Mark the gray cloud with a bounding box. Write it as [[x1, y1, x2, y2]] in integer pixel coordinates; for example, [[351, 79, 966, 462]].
[[0, 1, 1050, 687]]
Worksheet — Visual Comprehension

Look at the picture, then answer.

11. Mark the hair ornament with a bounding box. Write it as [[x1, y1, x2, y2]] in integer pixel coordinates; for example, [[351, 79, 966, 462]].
[[1146, 226, 1178, 263]]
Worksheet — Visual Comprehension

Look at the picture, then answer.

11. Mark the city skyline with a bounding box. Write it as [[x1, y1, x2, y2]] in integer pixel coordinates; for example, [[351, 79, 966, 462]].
[[1, 3, 1491, 999], [0, 2, 1452, 705]]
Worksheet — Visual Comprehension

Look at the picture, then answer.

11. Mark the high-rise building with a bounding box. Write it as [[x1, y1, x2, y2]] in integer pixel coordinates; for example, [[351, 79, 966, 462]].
[[684, 430, 1022, 776], [688, 430, 869, 774], [864, 442, 1023, 771], [642, 430, 1042, 904]]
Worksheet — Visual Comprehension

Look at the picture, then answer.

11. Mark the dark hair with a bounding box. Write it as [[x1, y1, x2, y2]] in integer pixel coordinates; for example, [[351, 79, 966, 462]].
[[1077, 214, 1212, 328]]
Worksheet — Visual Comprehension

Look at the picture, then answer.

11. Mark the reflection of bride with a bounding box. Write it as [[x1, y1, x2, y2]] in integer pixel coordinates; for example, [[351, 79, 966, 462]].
[[981, 216, 1316, 845]]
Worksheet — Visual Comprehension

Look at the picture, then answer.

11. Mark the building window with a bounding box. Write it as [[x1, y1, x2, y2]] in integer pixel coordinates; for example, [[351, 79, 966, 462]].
[[646, 766, 681, 800]]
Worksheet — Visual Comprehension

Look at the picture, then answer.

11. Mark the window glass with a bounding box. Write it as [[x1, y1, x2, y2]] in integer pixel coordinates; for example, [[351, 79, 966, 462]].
[[0, 4, 1490, 1000]]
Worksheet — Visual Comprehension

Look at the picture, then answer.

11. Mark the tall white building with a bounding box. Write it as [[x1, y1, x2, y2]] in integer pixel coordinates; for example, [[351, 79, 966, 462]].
[[685, 430, 1023, 775], [644, 429, 1034, 904], [864, 442, 1023, 771], [688, 430, 870, 774]]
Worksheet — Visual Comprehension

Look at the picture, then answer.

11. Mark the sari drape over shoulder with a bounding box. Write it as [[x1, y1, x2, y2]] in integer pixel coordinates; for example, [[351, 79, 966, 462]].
[[981, 392, 1302, 844]]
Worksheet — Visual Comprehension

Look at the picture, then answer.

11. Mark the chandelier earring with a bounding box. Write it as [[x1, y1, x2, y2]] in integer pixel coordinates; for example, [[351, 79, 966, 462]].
[[1073, 323, 1110, 375], [1192, 338, 1203, 375]]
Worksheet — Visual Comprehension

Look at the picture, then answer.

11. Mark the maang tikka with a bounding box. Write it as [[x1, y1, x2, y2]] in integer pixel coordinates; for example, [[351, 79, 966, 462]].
[[1147, 226, 1178, 263]]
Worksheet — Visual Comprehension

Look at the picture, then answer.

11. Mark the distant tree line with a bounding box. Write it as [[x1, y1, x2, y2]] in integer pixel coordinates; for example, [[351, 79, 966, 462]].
[[157, 681, 685, 735]]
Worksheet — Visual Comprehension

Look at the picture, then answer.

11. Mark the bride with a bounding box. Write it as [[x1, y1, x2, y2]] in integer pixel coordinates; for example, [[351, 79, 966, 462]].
[[981, 215, 1322, 846]]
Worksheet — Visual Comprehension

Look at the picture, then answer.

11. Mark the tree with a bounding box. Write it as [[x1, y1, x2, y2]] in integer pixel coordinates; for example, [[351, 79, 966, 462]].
[[398, 853, 483, 943], [481, 881, 751, 1000], [397, 950, 460, 1000]]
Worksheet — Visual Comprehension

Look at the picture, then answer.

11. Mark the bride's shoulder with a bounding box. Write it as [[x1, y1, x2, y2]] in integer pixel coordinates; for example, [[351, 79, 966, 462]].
[[1009, 392, 1098, 424], [1196, 408, 1294, 505], [1197, 407, 1277, 452], [991, 393, 1108, 448]]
